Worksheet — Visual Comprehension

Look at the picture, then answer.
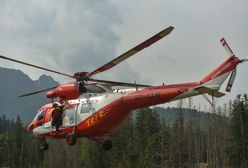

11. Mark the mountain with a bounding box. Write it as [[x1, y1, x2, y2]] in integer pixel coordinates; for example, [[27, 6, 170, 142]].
[[0, 67, 59, 124]]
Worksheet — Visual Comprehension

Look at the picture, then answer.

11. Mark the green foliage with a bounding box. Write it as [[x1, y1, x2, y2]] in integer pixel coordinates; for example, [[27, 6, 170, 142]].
[[80, 139, 108, 168], [134, 108, 161, 168], [1, 99, 247, 168], [107, 117, 134, 168], [0, 115, 44, 168], [227, 94, 248, 168], [171, 109, 187, 168]]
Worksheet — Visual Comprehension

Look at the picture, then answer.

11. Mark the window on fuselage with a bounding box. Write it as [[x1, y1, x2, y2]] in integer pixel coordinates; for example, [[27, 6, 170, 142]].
[[80, 104, 90, 113], [85, 85, 106, 93], [81, 103, 96, 113], [65, 106, 77, 115]]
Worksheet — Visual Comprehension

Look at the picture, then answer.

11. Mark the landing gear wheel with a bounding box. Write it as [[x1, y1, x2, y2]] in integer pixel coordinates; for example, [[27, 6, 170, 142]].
[[102, 140, 112, 151], [40, 141, 49, 150], [66, 133, 77, 146]]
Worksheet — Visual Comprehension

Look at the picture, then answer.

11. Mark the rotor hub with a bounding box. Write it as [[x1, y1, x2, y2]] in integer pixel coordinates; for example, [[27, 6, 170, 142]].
[[73, 72, 89, 81]]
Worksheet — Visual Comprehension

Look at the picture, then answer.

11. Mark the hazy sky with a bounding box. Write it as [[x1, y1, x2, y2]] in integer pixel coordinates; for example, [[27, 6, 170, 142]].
[[0, 0, 247, 108]]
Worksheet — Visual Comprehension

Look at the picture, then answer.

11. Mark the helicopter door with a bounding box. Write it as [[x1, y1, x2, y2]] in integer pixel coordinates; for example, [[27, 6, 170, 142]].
[[62, 105, 79, 127]]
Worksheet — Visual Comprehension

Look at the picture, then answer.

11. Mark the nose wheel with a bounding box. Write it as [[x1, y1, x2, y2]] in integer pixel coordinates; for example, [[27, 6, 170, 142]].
[[66, 133, 77, 146]]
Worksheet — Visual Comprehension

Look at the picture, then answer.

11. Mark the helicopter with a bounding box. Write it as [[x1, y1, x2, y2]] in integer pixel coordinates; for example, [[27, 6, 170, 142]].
[[0, 26, 247, 151]]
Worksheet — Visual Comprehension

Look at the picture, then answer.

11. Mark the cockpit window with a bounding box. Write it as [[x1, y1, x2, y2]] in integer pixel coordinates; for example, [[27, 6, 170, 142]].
[[35, 110, 45, 121], [85, 85, 106, 93]]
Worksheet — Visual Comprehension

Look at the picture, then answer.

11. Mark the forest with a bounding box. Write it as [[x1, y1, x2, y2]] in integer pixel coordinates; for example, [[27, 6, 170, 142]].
[[0, 94, 248, 168]]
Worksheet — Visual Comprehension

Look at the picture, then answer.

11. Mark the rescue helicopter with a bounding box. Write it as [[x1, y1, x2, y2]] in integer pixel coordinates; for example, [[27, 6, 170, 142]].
[[0, 26, 247, 151]]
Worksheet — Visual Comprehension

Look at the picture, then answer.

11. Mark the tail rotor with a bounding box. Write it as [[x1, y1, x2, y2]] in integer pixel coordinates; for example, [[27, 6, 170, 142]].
[[220, 38, 235, 57], [226, 69, 237, 92], [220, 38, 247, 92]]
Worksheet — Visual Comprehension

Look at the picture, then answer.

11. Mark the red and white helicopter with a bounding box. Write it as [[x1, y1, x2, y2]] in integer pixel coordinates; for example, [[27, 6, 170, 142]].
[[0, 26, 247, 150]]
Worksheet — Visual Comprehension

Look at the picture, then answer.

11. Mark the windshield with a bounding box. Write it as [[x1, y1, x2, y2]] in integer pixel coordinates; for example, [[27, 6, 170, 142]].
[[34, 109, 45, 121]]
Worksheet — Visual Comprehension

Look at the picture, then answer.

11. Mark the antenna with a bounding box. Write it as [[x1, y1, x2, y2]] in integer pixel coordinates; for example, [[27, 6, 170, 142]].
[[134, 81, 138, 91]]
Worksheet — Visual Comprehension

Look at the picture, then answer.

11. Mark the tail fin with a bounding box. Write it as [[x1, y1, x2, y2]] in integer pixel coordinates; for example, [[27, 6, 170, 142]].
[[200, 38, 240, 90]]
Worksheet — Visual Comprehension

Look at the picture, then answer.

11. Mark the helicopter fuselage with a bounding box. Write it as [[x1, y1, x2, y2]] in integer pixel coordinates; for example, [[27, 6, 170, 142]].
[[28, 81, 206, 138]]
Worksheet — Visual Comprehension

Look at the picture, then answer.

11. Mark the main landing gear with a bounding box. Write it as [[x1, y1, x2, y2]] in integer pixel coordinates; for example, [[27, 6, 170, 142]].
[[39, 133, 78, 151], [39, 134, 112, 151], [66, 133, 77, 146], [65, 133, 112, 150], [102, 139, 112, 151], [90, 138, 113, 151]]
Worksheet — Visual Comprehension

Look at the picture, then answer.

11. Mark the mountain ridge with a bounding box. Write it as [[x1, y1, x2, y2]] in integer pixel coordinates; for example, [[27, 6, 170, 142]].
[[0, 66, 59, 123]]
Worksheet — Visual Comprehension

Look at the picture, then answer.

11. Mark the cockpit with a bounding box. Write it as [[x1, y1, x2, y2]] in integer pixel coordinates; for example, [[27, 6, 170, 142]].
[[78, 83, 111, 94], [34, 109, 45, 122], [84, 85, 106, 93]]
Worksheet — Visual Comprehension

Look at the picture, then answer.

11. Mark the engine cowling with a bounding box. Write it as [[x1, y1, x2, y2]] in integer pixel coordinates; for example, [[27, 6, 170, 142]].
[[46, 83, 80, 100]]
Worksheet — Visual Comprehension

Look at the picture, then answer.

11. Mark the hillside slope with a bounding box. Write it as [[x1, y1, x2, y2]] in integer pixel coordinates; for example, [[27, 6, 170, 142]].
[[0, 67, 59, 123]]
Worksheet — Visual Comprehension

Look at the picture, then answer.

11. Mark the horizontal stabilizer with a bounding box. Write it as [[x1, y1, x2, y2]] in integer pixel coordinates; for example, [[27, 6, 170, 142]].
[[195, 85, 225, 98]]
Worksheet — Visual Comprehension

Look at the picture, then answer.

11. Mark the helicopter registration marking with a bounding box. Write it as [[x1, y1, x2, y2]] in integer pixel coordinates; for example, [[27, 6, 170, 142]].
[[134, 92, 160, 101], [86, 110, 110, 126]]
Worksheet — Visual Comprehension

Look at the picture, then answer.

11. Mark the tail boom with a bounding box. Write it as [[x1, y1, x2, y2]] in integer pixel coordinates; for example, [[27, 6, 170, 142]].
[[200, 56, 240, 87]]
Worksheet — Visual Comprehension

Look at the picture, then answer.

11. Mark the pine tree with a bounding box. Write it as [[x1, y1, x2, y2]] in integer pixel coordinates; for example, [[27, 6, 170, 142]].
[[13, 115, 24, 168], [171, 107, 186, 168], [227, 94, 248, 168], [184, 120, 196, 167], [80, 139, 108, 168], [0, 134, 10, 167], [107, 116, 134, 168], [159, 118, 172, 167], [134, 108, 161, 168]]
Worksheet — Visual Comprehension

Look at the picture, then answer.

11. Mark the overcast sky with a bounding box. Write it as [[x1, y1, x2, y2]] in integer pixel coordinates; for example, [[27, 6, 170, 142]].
[[0, 0, 247, 108]]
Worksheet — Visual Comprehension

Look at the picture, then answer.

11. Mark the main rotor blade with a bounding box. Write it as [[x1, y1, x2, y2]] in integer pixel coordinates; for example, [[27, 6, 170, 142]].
[[19, 85, 59, 97], [0, 55, 75, 79], [89, 78, 151, 88], [86, 26, 174, 77]]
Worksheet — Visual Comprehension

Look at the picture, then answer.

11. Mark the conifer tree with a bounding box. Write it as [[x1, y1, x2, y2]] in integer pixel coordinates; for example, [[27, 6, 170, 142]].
[[13, 115, 23, 168], [171, 107, 186, 168], [81, 139, 108, 168], [184, 120, 196, 167], [159, 118, 172, 167], [227, 94, 248, 168], [134, 108, 161, 168], [108, 116, 134, 168]]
